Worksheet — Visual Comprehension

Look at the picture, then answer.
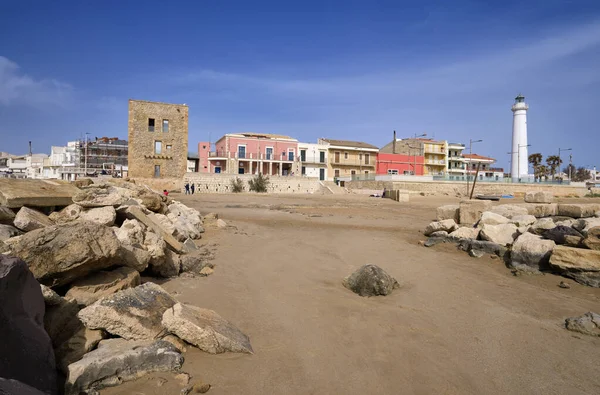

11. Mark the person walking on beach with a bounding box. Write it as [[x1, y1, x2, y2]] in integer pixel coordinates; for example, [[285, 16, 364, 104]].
[[191, 183, 195, 195], [184, 182, 190, 195]]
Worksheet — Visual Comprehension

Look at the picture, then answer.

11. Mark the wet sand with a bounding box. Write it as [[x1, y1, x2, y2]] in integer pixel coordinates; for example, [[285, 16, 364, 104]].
[[103, 193, 600, 395]]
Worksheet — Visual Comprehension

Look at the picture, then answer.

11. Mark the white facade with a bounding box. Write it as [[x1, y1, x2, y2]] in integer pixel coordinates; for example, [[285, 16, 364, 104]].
[[511, 94, 529, 181], [447, 142, 466, 175], [298, 142, 328, 180]]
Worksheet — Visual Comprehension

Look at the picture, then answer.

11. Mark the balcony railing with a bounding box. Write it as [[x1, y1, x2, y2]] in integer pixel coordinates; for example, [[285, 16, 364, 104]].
[[207, 151, 298, 161], [331, 159, 376, 167], [425, 159, 446, 165]]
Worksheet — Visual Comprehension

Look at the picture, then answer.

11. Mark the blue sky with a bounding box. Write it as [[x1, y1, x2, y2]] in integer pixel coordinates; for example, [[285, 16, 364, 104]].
[[1, 0, 599, 170]]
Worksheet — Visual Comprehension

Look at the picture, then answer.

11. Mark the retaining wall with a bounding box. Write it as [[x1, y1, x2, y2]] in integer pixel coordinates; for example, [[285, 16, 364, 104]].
[[183, 173, 325, 194]]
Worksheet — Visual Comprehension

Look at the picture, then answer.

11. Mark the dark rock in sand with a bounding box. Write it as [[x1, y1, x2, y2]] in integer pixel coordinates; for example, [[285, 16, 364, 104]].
[[342, 264, 399, 297], [565, 312, 600, 337], [542, 226, 583, 245]]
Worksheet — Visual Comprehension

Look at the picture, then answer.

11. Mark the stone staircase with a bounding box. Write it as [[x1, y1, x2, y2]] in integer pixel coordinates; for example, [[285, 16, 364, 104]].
[[321, 181, 349, 195]]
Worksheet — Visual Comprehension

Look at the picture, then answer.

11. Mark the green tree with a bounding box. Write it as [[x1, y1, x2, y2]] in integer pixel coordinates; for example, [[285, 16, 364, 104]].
[[537, 165, 549, 181], [248, 173, 270, 193], [572, 167, 591, 182], [528, 153, 543, 180], [546, 155, 562, 180], [230, 177, 244, 193]]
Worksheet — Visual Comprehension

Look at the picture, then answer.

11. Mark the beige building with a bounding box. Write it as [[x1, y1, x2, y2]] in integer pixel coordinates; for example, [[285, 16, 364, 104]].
[[128, 100, 189, 178], [318, 138, 378, 181], [380, 137, 448, 175]]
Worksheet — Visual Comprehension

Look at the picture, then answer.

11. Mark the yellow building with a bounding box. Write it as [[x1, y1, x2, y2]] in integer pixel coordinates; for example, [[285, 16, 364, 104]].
[[318, 138, 379, 181], [422, 139, 448, 176]]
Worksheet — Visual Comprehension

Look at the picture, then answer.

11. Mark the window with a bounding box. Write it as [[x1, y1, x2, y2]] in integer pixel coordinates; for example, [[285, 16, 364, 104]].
[[334, 152, 340, 163], [301, 166, 306, 175], [388, 169, 399, 175], [319, 151, 325, 163], [266, 147, 273, 160], [344, 152, 348, 160], [155, 141, 162, 154], [334, 169, 340, 178], [288, 150, 294, 161], [154, 165, 160, 178], [300, 150, 306, 162], [365, 171, 369, 175], [148, 118, 155, 132], [162, 119, 169, 132], [359, 153, 363, 161], [365, 153, 370, 165], [238, 145, 246, 159], [351, 170, 356, 175], [166, 144, 172, 150]]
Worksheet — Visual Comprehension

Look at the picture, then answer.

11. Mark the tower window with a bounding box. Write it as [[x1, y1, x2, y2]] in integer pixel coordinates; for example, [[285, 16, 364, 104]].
[[162, 119, 169, 132], [155, 141, 162, 154], [148, 118, 155, 132]]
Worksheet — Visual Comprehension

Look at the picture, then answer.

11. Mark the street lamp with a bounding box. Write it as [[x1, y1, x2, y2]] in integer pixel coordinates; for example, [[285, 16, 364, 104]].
[[558, 148, 572, 180], [518, 144, 531, 182], [411, 133, 427, 176], [466, 139, 483, 197]]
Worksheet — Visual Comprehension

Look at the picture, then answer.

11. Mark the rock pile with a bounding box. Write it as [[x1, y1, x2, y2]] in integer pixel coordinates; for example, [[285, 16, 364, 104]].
[[0, 179, 248, 394], [427, 195, 600, 287]]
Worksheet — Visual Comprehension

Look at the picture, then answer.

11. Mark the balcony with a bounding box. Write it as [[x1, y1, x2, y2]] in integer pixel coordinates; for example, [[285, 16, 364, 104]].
[[448, 156, 465, 161], [207, 151, 297, 161], [425, 159, 447, 165]]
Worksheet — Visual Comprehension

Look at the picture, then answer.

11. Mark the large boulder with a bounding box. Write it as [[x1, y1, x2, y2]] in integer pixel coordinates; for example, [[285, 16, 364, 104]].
[[79, 206, 117, 227], [517, 203, 558, 218], [549, 246, 600, 287], [510, 214, 537, 227], [529, 218, 556, 235], [583, 227, 600, 251], [0, 224, 21, 241], [0, 256, 57, 394], [424, 219, 458, 236], [44, 294, 106, 373], [558, 204, 600, 218], [114, 218, 146, 246], [149, 249, 181, 278], [0, 378, 48, 395], [10, 221, 121, 287], [436, 204, 459, 222], [447, 226, 480, 240], [477, 211, 509, 226], [574, 218, 600, 236], [565, 312, 600, 337], [524, 191, 553, 203], [148, 213, 176, 237], [180, 248, 215, 274], [459, 200, 492, 225], [0, 205, 16, 225], [65, 266, 141, 306], [511, 232, 555, 270], [135, 190, 164, 213], [479, 223, 518, 246], [13, 206, 54, 232], [119, 244, 152, 272], [48, 203, 82, 224], [541, 226, 583, 245], [64, 338, 183, 395], [72, 185, 128, 208], [342, 264, 399, 297], [78, 282, 177, 340], [162, 303, 253, 354], [166, 201, 205, 240], [123, 205, 184, 253], [490, 204, 529, 219], [0, 178, 80, 208]]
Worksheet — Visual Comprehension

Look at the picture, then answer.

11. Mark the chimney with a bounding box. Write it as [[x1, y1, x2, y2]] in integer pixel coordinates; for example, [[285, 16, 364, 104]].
[[393, 131, 396, 154], [29, 141, 32, 156]]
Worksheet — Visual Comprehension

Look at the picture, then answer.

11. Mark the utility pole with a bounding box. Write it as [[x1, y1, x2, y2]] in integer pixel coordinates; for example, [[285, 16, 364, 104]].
[[558, 147, 572, 181], [466, 139, 482, 197], [569, 154, 573, 181]]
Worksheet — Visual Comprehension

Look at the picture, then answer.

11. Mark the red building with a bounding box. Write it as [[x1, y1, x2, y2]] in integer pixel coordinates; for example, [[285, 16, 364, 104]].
[[376, 153, 424, 176]]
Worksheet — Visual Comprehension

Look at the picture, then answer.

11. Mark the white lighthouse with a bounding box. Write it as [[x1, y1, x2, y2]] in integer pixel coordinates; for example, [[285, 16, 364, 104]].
[[511, 94, 529, 182]]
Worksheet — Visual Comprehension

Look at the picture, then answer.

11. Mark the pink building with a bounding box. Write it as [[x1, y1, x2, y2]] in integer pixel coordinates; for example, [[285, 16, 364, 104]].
[[205, 133, 300, 175]]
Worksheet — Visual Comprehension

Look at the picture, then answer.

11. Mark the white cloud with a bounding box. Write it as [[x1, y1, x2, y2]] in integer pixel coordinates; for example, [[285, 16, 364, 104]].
[[0, 56, 73, 108]]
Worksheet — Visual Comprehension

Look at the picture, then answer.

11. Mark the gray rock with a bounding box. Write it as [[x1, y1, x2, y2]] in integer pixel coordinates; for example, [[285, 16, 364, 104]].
[[424, 219, 458, 236], [124, 205, 184, 253], [0, 205, 16, 225], [541, 226, 583, 245], [575, 218, 600, 236], [180, 249, 215, 274], [149, 249, 181, 278], [564, 235, 584, 248], [0, 255, 57, 395], [65, 266, 141, 307], [0, 378, 47, 395], [479, 223, 518, 246], [529, 218, 556, 235], [342, 264, 399, 297], [0, 224, 21, 241], [48, 203, 82, 224], [511, 232, 555, 270], [549, 245, 600, 287], [565, 312, 600, 337], [490, 204, 529, 219], [459, 200, 492, 224], [120, 244, 152, 272], [114, 218, 146, 246], [13, 206, 54, 232], [457, 239, 508, 259], [517, 203, 558, 218], [10, 221, 121, 287], [582, 227, 600, 251], [429, 230, 448, 238], [424, 236, 447, 247], [216, 218, 227, 228], [448, 226, 480, 240], [436, 204, 460, 222], [469, 249, 485, 258], [40, 284, 63, 306], [478, 211, 509, 226], [162, 303, 253, 354], [78, 282, 177, 340], [79, 206, 117, 227], [510, 214, 537, 227], [524, 191, 554, 203], [64, 338, 183, 395]]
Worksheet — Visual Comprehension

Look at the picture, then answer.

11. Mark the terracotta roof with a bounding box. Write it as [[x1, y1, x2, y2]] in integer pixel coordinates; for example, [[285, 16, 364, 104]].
[[320, 138, 379, 150], [463, 153, 495, 161], [237, 132, 295, 140]]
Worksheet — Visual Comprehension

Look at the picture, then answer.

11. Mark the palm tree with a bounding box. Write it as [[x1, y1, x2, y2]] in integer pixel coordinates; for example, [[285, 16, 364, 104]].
[[537, 165, 549, 181], [528, 153, 543, 181], [546, 155, 562, 180]]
